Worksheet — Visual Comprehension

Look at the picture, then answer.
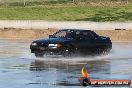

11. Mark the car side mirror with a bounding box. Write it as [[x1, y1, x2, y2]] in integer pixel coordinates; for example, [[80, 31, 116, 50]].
[[49, 35, 52, 38]]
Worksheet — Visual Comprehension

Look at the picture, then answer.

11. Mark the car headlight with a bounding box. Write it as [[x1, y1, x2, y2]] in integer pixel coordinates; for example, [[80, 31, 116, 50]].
[[31, 43, 37, 46], [48, 44, 62, 47]]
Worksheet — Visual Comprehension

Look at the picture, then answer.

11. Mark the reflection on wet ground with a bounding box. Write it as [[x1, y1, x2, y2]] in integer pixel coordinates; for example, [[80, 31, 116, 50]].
[[0, 40, 132, 88]]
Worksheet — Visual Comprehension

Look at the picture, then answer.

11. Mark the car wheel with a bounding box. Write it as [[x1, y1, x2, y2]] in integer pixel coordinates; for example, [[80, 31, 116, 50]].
[[104, 48, 111, 54], [35, 52, 44, 57], [63, 48, 71, 57], [98, 48, 111, 55], [97, 48, 105, 55], [63, 46, 75, 57]]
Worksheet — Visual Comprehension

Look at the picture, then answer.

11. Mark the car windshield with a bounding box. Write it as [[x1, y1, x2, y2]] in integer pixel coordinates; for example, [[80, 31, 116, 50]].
[[51, 30, 73, 38], [54, 31, 67, 38]]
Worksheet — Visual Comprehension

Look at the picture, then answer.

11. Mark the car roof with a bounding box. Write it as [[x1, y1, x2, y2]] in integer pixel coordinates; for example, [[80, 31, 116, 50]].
[[60, 29, 93, 32]]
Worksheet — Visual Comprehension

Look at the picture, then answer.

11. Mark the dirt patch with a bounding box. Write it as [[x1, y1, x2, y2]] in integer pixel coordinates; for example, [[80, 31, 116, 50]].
[[0, 28, 132, 42], [0, 28, 57, 40], [95, 30, 132, 42]]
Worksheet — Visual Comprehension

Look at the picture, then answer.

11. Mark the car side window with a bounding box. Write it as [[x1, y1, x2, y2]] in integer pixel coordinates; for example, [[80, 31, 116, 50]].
[[75, 31, 81, 39], [83, 31, 96, 39]]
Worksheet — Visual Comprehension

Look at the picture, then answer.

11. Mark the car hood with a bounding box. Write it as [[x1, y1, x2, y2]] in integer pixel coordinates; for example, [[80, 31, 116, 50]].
[[33, 38, 73, 44]]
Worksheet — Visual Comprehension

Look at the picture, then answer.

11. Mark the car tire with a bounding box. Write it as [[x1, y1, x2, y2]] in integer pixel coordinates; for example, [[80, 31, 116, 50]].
[[62, 46, 75, 57], [35, 52, 44, 57], [97, 48, 111, 55], [63, 48, 71, 57]]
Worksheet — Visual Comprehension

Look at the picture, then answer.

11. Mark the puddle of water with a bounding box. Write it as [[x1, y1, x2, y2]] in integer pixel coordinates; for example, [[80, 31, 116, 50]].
[[0, 40, 132, 88]]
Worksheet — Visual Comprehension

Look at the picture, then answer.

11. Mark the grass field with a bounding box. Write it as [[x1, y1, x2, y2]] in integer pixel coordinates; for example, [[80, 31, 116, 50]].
[[0, 4, 132, 21], [0, 0, 72, 6]]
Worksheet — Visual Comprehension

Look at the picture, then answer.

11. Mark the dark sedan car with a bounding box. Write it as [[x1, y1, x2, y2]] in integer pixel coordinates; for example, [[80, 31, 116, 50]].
[[30, 29, 112, 57]]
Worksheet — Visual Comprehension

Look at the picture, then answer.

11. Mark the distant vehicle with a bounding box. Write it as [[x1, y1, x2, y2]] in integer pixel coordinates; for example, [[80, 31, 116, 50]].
[[30, 29, 112, 57]]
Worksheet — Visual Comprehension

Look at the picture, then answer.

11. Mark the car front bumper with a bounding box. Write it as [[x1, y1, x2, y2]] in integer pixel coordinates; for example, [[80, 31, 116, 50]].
[[30, 45, 67, 55]]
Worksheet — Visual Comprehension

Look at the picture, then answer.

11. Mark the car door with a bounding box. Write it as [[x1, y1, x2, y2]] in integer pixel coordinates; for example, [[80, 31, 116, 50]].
[[80, 31, 98, 52], [71, 31, 98, 53], [71, 30, 86, 52], [73, 31, 95, 52]]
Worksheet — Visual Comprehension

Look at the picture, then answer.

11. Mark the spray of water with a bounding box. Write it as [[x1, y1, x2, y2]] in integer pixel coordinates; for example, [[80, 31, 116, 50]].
[[109, 43, 132, 59], [22, 43, 132, 62]]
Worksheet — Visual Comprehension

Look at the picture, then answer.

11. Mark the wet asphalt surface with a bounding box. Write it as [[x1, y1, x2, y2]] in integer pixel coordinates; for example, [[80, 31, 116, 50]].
[[0, 40, 132, 88]]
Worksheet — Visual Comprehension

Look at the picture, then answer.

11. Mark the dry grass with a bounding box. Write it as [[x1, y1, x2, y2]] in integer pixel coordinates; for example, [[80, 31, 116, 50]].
[[95, 30, 132, 42], [0, 28, 57, 40], [0, 28, 132, 42]]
